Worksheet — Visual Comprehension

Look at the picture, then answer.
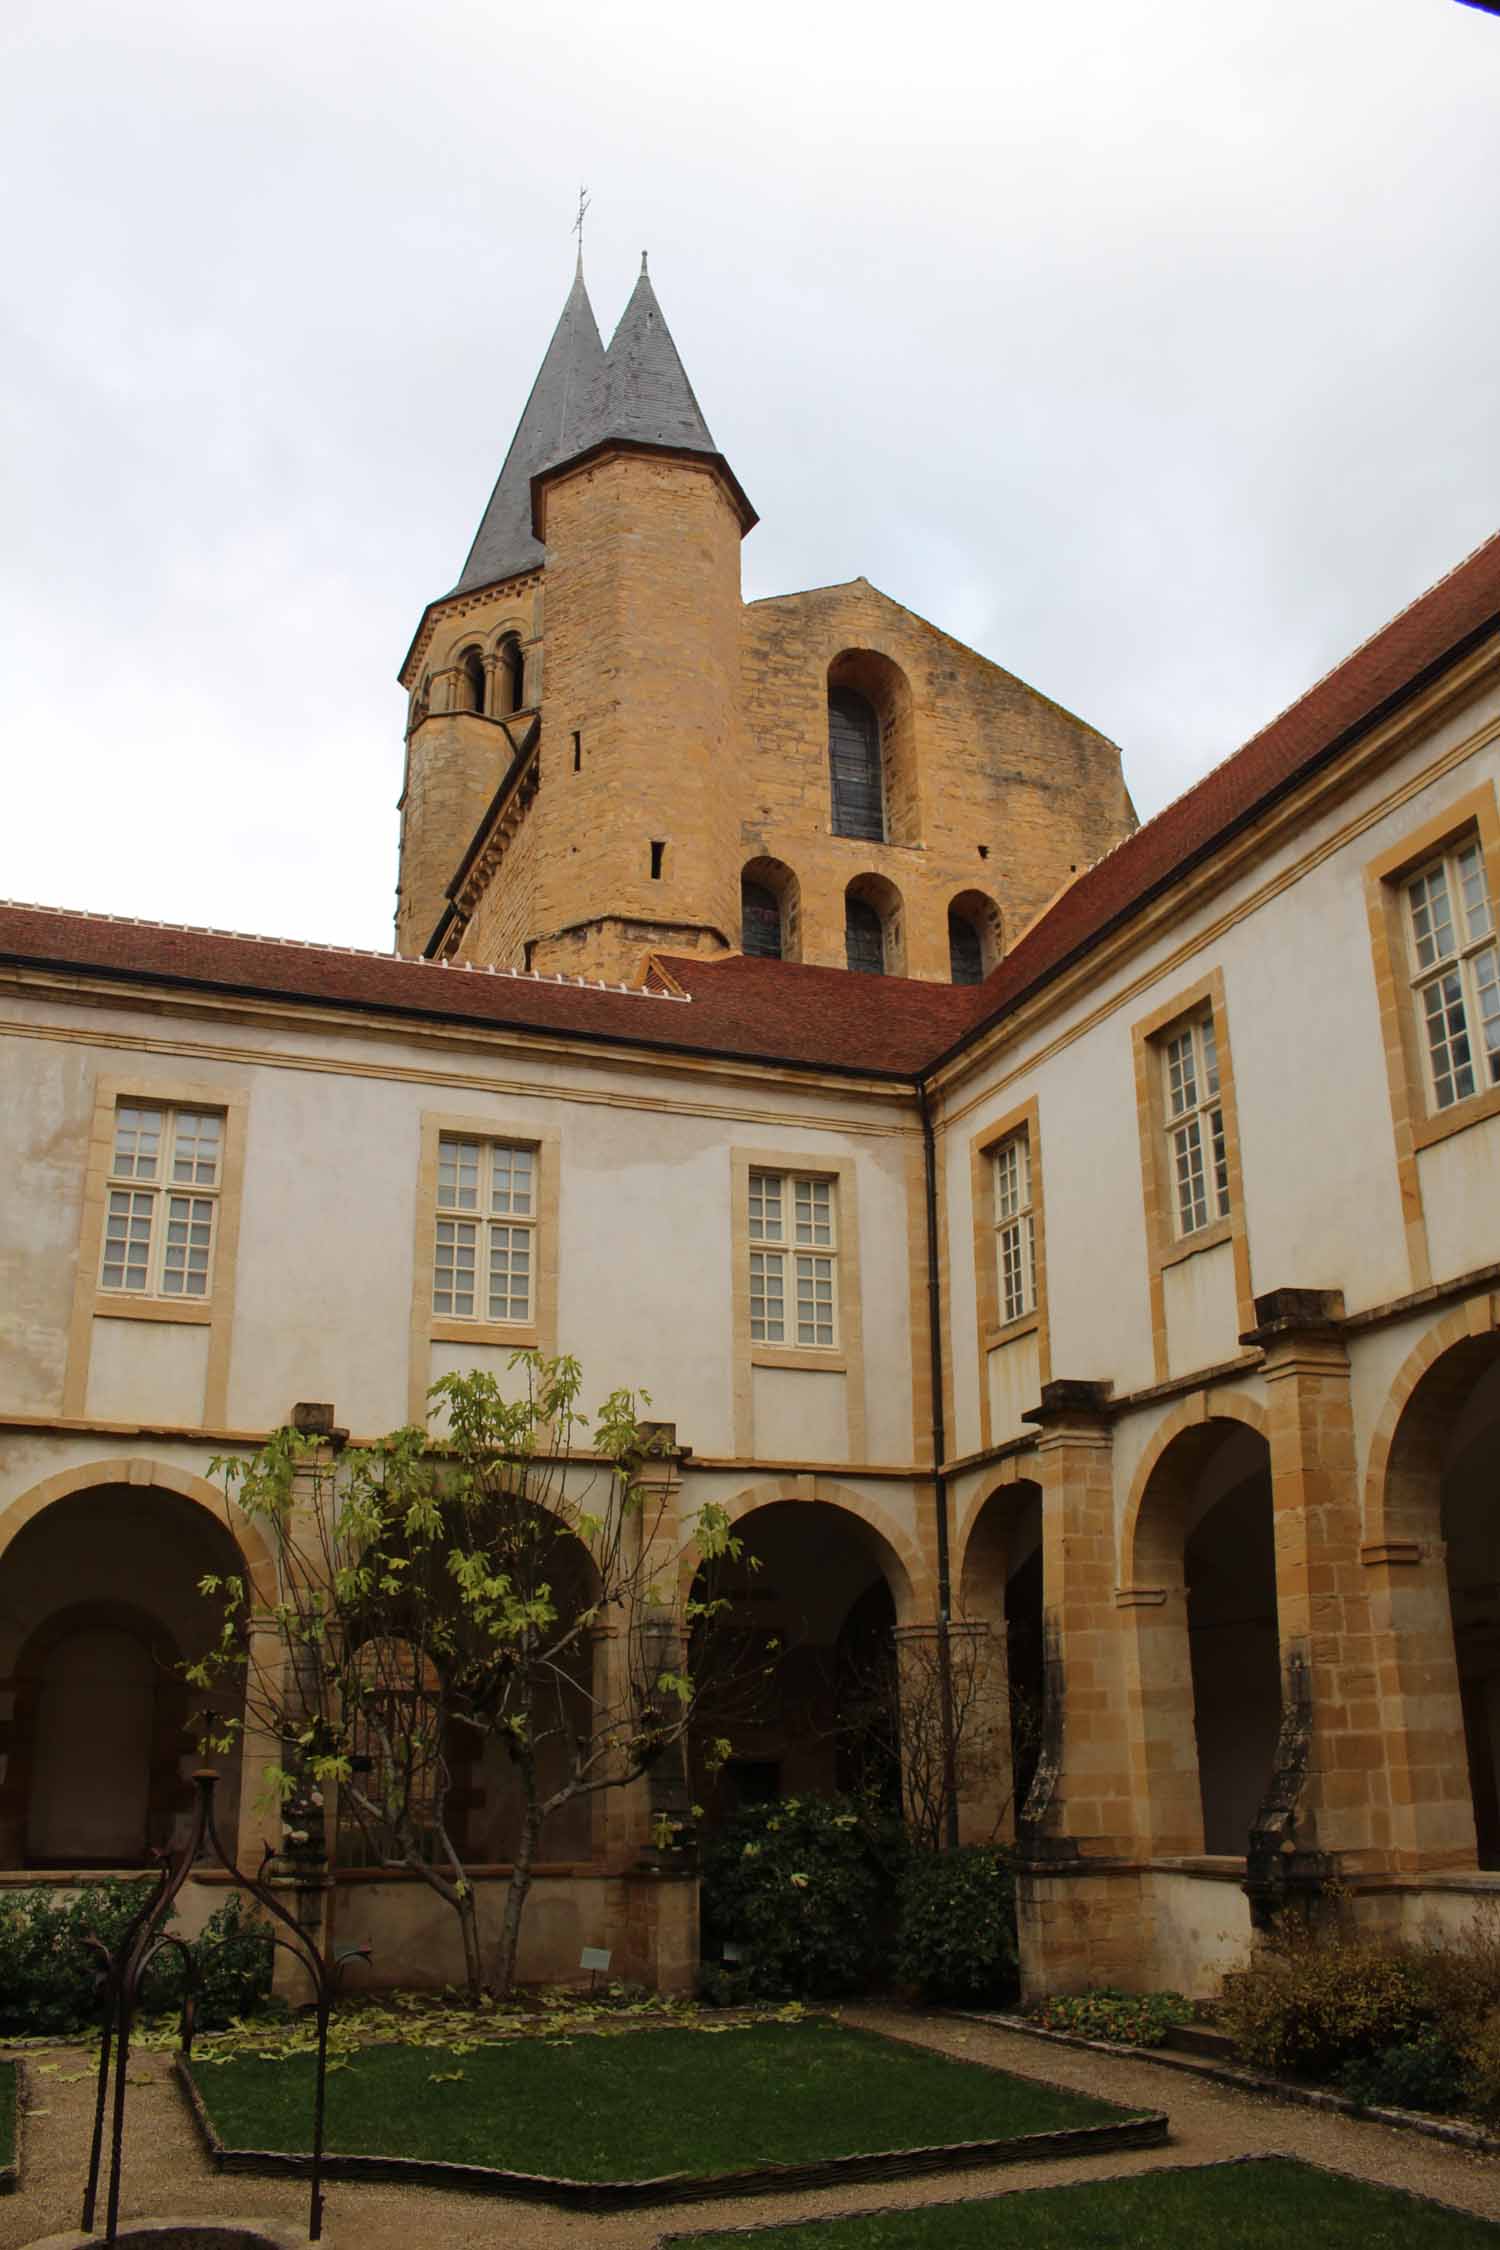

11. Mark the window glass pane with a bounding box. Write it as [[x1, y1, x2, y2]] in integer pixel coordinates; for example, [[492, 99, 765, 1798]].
[[994, 1135, 1029, 1221], [1473, 944, 1500, 1085], [999, 1214, 1033, 1324], [1165, 1030, 1198, 1119], [112, 1104, 163, 1180], [794, 1177, 832, 1247], [1210, 1105, 1230, 1216], [492, 1144, 534, 1217], [749, 1171, 783, 1243], [845, 896, 884, 976], [828, 688, 884, 841], [1458, 842, 1493, 943], [794, 1254, 835, 1347], [488, 1225, 532, 1322], [1173, 1117, 1209, 1234], [437, 1137, 481, 1212], [162, 1194, 214, 1294], [750, 1248, 785, 1342], [1200, 1014, 1220, 1099], [171, 1110, 222, 1185], [433, 1216, 477, 1316], [949, 914, 983, 985], [1408, 865, 1457, 972], [742, 880, 782, 960], [1422, 968, 1475, 1109], [102, 1188, 154, 1290]]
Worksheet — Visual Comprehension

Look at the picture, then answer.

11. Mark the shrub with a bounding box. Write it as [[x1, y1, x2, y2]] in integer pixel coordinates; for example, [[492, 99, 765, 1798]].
[[0, 1880, 272, 2038], [1034, 1987, 1192, 2047], [1461, 2004, 1500, 2123], [700, 1795, 903, 2001], [1218, 1918, 1440, 2080], [893, 1847, 1018, 2005], [1338, 2029, 1467, 2115]]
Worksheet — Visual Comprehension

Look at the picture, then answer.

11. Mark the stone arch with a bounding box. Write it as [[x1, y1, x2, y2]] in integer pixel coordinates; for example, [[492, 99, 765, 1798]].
[[494, 631, 526, 715], [0, 1458, 277, 1606], [456, 646, 487, 716], [954, 1472, 1045, 1842], [1362, 1301, 1500, 1870], [845, 872, 906, 977], [686, 1478, 924, 1626], [947, 889, 1003, 985], [1122, 1404, 1277, 1858], [740, 856, 802, 962], [827, 649, 918, 846]]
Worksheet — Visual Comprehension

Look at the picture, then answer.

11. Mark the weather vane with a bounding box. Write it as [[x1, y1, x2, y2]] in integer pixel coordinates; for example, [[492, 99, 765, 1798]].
[[573, 185, 591, 265]]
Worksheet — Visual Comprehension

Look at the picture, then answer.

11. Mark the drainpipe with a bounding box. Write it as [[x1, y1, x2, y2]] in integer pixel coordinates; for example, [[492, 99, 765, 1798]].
[[918, 1080, 961, 1850]]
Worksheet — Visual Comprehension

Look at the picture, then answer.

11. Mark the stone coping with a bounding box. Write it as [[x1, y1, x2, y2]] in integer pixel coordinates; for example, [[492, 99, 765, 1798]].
[[956, 2011, 1500, 2156], [174, 2053, 1167, 2212]]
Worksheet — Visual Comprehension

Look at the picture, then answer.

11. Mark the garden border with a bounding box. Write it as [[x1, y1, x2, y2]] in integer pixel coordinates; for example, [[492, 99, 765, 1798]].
[[1, 2055, 27, 2194], [172, 2055, 1166, 2213], [951, 2011, 1500, 2155], [649, 2151, 1500, 2244]]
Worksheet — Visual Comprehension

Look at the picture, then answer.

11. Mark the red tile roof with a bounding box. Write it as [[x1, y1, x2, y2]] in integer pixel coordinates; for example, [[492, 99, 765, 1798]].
[[2, 527, 1496, 1082]]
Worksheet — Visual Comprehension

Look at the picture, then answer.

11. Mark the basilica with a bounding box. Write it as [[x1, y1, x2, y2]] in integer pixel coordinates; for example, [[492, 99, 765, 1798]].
[[2, 260, 1498, 1996]]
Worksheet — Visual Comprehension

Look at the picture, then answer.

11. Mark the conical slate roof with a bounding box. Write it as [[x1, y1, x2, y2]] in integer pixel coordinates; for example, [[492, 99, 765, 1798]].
[[451, 262, 606, 596], [599, 256, 718, 454]]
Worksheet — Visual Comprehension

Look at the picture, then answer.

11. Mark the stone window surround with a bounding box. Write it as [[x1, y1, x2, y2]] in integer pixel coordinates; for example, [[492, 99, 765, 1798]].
[[1365, 783, 1500, 1296], [969, 1096, 1052, 1454], [407, 1109, 560, 1424], [729, 1145, 867, 1460], [1131, 969, 1253, 1387], [63, 1074, 249, 1427]]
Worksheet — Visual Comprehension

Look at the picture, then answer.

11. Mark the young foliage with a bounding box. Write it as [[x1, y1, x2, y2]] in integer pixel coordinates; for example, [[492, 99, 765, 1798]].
[[194, 1354, 746, 2000]]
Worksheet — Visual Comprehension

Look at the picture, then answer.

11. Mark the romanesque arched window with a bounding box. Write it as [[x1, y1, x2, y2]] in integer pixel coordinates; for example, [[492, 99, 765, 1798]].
[[846, 894, 885, 975], [828, 688, 884, 841], [948, 890, 1003, 985], [742, 878, 782, 959], [459, 649, 487, 716], [498, 635, 525, 716]]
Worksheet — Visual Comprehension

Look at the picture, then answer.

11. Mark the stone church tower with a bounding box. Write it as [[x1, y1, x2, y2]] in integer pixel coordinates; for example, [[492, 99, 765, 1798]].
[[396, 263, 1137, 985]]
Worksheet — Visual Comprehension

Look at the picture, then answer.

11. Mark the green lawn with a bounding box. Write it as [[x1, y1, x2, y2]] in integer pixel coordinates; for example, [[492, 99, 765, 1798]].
[[673, 2159, 1500, 2247], [189, 2020, 1131, 2182], [0, 2060, 14, 2173]]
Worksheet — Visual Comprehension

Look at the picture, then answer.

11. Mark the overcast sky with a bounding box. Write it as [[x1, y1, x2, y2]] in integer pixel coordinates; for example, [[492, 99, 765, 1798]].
[[3, 0, 1497, 952]]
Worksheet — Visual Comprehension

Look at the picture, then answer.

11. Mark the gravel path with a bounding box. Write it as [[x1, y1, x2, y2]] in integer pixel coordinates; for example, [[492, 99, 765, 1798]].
[[2, 2007, 1497, 2249]]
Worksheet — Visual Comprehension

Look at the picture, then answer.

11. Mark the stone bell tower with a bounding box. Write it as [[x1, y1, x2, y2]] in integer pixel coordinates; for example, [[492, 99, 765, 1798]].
[[396, 257, 756, 980]]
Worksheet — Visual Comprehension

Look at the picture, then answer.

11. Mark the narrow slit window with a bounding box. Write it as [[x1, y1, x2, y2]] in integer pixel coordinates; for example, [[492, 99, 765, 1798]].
[[828, 689, 884, 841]]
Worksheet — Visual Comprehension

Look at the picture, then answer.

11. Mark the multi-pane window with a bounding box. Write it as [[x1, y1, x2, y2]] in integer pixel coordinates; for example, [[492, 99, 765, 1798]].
[[748, 1170, 838, 1348], [993, 1132, 1038, 1324], [1405, 839, 1500, 1111], [433, 1135, 536, 1323], [100, 1103, 222, 1297], [1163, 1012, 1230, 1237]]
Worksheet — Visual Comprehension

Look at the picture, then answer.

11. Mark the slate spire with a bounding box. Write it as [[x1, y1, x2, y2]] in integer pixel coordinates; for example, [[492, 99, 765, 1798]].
[[451, 261, 606, 596], [598, 256, 718, 455]]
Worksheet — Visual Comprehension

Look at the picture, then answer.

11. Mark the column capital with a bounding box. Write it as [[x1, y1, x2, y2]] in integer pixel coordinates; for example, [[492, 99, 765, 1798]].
[[1240, 1286, 1345, 1349], [1023, 1378, 1113, 1429]]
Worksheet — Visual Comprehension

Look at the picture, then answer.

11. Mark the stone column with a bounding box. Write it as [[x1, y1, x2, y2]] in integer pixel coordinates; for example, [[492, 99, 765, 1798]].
[[1014, 1380, 1142, 1995], [1241, 1291, 1383, 1916]]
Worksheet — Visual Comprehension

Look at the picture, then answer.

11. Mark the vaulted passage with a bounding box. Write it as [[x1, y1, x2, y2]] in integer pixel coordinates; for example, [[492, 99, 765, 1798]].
[[1129, 1421, 1280, 1857]]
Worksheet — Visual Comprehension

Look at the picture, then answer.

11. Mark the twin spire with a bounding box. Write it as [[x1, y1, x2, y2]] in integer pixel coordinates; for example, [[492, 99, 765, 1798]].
[[452, 260, 719, 597]]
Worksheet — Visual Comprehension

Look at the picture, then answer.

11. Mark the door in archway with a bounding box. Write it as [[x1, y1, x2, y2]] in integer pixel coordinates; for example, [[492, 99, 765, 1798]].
[[25, 1626, 155, 1864]]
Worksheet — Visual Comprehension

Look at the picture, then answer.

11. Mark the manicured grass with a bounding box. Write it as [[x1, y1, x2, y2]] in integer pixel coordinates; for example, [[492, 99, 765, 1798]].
[[189, 2020, 1130, 2182], [674, 2158, 1500, 2247], [0, 2060, 14, 2172]]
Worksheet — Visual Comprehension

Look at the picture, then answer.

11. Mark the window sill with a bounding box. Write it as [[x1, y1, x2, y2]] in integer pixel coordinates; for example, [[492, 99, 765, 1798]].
[[93, 1296, 214, 1326], [1412, 1079, 1500, 1153], [1157, 1217, 1233, 1274], [751, 1346, 848, 1375], [984, 1312, 1040, 1353], [429, 1318, 541, 1348]]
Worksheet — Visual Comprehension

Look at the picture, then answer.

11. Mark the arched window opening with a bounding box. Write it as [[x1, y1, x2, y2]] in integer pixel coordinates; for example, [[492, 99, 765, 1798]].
[[828, 687, 884, 841], [956, 1479, 1044, 1846], [459, 649, 486, 716], [497, 635, 525, 715], [949, 914, 983, 985], [846, 895, 884, 975], [742, 879, 782, 959], [948, 890, 1003, 985], [740, 858, 802, 963]]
